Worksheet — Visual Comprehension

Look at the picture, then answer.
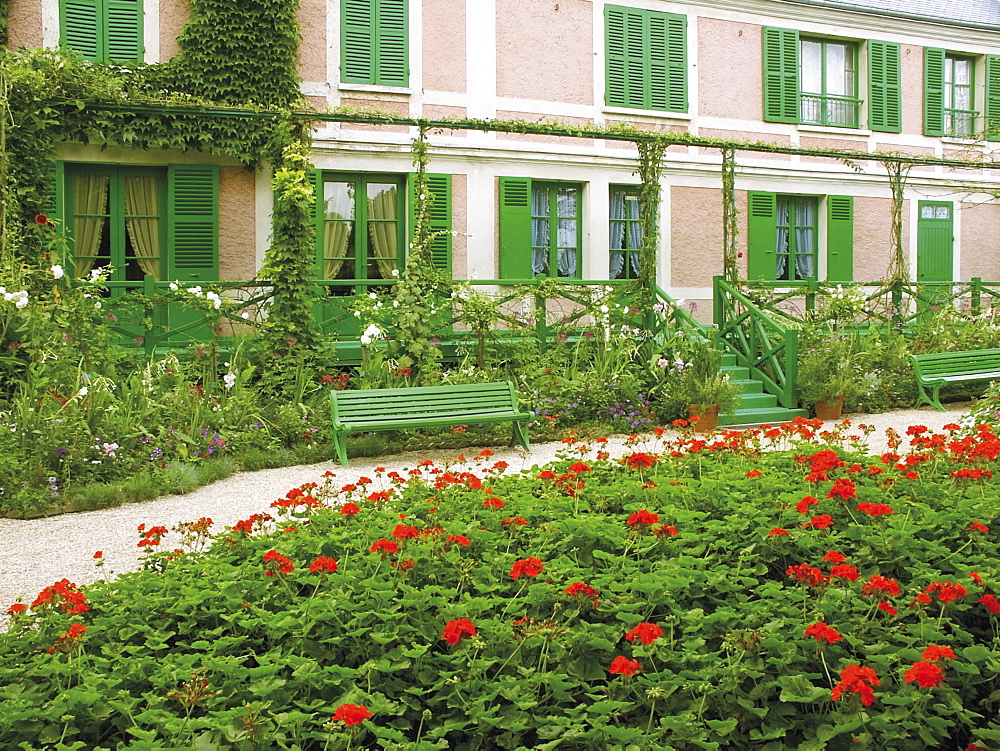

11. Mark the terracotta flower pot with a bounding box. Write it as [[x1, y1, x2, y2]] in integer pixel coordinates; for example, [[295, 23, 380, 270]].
[[815, 395, 845, 421], [688, 403, 720, 433]]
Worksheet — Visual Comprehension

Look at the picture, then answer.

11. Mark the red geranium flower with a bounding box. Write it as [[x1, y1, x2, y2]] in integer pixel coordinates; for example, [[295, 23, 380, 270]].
[[309, 556, 338, 574], [768, 527, 790, 537], [904, 661, 946, 688], [483, 497, 505, 509], [827, 478, 857, 501], [830, 563, 860, 582], [565, 582, 599, 600], [567, 462, 591, 473], [925, 581, 967, 603], [370, 538, 399, 554], [804, 514, 834, 529], [804, 622, 842, 644], [856, 502, 894, 516], [979, 594, 1000, 614], [339, 502, 361, 515], [922, 644, 957, 662], [795, 496, 820, 514], [969, 521, 990, 534], [787, 563, 827, 587], [831, 664, 879, 706], [625, 622, 663, 645], [970, 571, 984, 587], [624, 452, 656, 470], [502, 516, 528, 527], [446, 534, 471, 547], [609, 656, 642, 676], [262, 550, 294, 577], [510, 557, 544, 580], [745, 469, 763, 478], [332, 703, 372, 725], [861, 574, 900, 599], [441, 617, 477, 645], [627, 509, 659, 526], [392, 524, 419, 540], [878, 602, 897, 616], [822, 550, 846, 564]]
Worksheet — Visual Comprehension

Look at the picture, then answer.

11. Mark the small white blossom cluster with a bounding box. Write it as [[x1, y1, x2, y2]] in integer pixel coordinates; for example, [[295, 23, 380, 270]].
[[1, 288, 29, 309], [360, 323, 384, 345], [168, 282, 223, 308], [50, 265, 64, 280]]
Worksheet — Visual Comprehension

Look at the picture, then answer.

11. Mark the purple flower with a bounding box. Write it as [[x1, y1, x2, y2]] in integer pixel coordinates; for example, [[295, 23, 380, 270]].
[[54, 448, 69, 457]]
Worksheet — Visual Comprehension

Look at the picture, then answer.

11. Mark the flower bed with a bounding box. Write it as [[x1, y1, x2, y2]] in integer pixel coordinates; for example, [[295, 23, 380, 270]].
[[2, 420, 1000, 749]]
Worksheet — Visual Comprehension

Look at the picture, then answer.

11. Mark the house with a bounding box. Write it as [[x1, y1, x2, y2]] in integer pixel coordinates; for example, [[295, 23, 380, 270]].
[[7, 0, 1000, 339]]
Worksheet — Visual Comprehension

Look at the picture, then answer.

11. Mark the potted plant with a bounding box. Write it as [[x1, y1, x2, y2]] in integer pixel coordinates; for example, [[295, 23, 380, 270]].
[[796, 320, 868, 420], [680, 344, 743, 432]]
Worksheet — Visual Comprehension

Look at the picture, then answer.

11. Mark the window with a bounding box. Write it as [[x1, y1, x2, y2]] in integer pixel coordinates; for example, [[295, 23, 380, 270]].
[[63, 163, 217, 285], [800, 39, 858, 127], [609, 187, 642, 280], [605, 5, 686, 112], [60, 0, 143, 62], [763, 28, 898, 130], [925, 49, 1000, 139], [341, 0, 408, 87], [318, 175, 404, 293], [747, 193, 853, 282], [316, 172, 451, 292], [499, 178, 581, 279]]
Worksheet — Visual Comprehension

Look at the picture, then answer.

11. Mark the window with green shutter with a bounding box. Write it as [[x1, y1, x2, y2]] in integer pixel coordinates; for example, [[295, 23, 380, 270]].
[[409, 174, 452, 273], [499, 178, 582, 280], [605, 5, 686, 112], [748, 192, 852, 281], [609, 186, 642, 280], [868, 41, 901, 133], [60, 0, 142, 63], [341, 0, 408, 87], [985, 56, 1000, 141]]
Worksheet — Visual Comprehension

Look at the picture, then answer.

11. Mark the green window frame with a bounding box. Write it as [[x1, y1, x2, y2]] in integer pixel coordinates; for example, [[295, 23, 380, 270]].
[[747, 192, 853, 282], [926, 49, 1000, 140], [498, 178, 582, 280], [62, 163, 217, 285], [765, 28, 882, 129], [60, 0, 143, 63], [609, 186, 642, 280], [315, 172, 450, 290], [605, 5, 686, 112], [341, 0, 408, 87], [799, 38, 858, 127]]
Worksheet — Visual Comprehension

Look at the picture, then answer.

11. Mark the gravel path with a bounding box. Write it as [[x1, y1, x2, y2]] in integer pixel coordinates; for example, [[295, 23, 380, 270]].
[[0, 402, 973, 618]]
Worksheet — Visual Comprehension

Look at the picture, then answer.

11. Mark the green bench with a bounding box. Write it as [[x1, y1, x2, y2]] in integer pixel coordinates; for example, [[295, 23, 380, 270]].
[[330, 381, 533, 466], [910, 348, 1000, 411]]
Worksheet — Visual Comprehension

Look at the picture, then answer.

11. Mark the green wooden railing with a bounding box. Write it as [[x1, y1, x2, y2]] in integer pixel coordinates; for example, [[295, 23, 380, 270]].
[[714, 276, 798, 409], [94, 276, 705, 363]]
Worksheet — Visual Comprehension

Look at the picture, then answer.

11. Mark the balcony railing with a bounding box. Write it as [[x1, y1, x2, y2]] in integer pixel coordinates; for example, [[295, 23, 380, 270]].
[[800, 94, 860, 128]]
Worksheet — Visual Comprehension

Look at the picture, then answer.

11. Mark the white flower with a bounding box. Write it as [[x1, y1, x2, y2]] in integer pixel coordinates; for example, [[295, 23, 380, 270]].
[[94, 301, 101, 309], [169, 282, 179, 291], [393, 300, 399, 308], [223, 373, 237, 389], [360, 334, 372, 345], [206, 292, 222, 309], [657, 358, 669, 368], [369, 292, 378, 300], [600, 305, 610, 314], [102, 442, 119, 458], [89, 267, 105, 282], [353, 310, 361, 317], [391, 269, 400, 277], [50, 265, 64, 280], [241, 311, 250, 320], [15, 296, 28, 309], [78, 386, 89, 397], [187, 286, 202, 296], [363, 323, 383, 340]]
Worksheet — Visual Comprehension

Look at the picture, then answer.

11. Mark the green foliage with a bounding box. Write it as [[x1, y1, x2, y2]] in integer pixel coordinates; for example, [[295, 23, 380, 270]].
[[4, 423, 1000, 748], [159, 0, 303, 108]]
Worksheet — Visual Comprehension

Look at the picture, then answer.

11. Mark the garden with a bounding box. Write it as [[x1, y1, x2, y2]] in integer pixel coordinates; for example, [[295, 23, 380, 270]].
[[4, 408, 1000, 748]]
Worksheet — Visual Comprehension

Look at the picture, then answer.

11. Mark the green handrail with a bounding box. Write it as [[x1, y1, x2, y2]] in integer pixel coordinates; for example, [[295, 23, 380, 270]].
[[714, 276, 798, 409]]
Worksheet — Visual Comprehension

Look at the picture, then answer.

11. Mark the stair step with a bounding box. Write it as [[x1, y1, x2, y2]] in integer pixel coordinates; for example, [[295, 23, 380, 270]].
[[730, 379, 763, 395], [718, 406, 809, 427], [721, 365, 750, 380], [738, 392, 777, 409]]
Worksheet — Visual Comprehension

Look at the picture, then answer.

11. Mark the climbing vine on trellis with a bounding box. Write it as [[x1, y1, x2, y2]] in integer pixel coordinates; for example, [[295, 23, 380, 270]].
[[389, 125, 453, 379], [882, 159, 913, 285], [721, 147, 740, 282], [635, 139, 667, 320]]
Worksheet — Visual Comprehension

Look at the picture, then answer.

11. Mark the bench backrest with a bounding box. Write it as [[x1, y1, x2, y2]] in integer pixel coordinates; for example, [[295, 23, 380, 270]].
[[911, 348, 1000, 377], [331, 382, 522, 425]]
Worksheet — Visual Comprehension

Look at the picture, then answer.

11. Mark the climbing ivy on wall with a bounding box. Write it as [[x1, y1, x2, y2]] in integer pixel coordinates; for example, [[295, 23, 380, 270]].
[[635, 139, 667, 320], [158, 0, 302, 108]]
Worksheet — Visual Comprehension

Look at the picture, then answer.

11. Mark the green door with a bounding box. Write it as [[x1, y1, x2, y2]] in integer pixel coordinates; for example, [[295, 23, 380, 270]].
[[917, 201, 954, 282]]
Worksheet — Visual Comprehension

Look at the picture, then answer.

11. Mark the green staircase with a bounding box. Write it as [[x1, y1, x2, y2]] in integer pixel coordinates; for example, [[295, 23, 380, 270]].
[[717, 353, 808, 427]]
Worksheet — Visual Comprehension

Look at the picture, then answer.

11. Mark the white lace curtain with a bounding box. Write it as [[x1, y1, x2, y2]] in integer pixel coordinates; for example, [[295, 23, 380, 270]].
[[609, 190, 642, 279], [531, 186, 578, 276], [775, 198, 815, 280]]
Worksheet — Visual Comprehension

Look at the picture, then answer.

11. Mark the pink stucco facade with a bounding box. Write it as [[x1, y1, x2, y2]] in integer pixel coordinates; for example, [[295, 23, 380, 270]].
[[495, 0, 593, 105], [159, 0, 189, 61], [7, 0, 42, 49], [697, 19, 762, 122], [423, 0, 466, 93], [218, 167, 257, 281]]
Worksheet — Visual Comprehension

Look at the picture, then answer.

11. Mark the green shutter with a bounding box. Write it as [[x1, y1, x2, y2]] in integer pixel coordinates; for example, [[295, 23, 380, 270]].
[[167, 164, 218, 282], [826, 196, 854, 282], [868, 41, 901, 133], [985, 56, 1000, 141], [106, 0, 142, 61], [649, 12, 687, 112], [498, 177, 533, 280], [375, 0, 408, 86], [747, 191, 777, 280], [408, 173, 451, 272], [762, 27, 799, 123], [342, 0, 374, 83], [606, 6, 685, 112], [42, 161, 65, 228], [923, 47, 945, 137], [62, 0, 101, 60]]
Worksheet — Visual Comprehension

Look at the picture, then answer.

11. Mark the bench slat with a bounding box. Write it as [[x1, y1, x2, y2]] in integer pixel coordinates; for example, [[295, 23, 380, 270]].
[[910, 349, 1000, 411]]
